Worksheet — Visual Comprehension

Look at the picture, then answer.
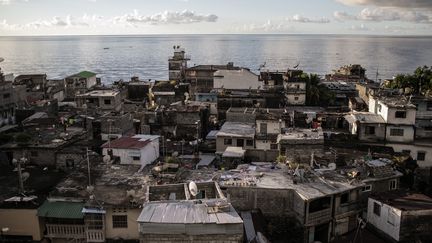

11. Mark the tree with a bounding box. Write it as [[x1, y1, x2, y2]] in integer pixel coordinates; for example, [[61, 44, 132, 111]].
[[386, 66, 432, 95], [305, 73, 335, 106]]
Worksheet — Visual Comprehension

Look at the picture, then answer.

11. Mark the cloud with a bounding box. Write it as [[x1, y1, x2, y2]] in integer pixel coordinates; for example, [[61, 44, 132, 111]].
[[233, 20, 295, 33], [113, 10, 218, 25], [0, 15, 103, 31], [336, 0, 432, 9], [350, 23, 370, 31], [288, 14, 330, 23], [334, 8, 432, 23]]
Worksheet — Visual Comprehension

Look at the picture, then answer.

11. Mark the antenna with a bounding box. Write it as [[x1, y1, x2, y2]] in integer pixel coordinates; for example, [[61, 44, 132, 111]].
[[189, 181, 198, 197]]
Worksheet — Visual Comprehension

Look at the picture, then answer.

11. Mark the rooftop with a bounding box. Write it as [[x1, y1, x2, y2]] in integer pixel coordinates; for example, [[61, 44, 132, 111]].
[[277, 128, 324, 145], [344, 112, 385, 124], [76, 89, 119, 97], [217, 122, 255, 138], [101, 134, 159, 149], [370, 191, 432, 211], [375, 95, 416, 109], [67, 71, 97, 79]]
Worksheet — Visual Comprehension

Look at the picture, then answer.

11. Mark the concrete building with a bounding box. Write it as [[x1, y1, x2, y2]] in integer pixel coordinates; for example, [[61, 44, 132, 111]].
[[369, 95, 416, 143], [168, 46, 189, 81], [76, 90, 122, 112], [216, 122, 255, 153], [367, 191, 432, 242], [345, 112, 386, 142], [213, 68, 260, 90], [101, 134, 159, 166], [138, 182, 244, 243], [284, 70, 307, 105], [64, 71, 97, 99]]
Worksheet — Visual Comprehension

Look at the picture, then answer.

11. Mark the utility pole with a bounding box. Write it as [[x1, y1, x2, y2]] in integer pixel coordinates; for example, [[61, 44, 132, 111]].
[[86, 148, 91, 186], [12, 157, 27, 194]]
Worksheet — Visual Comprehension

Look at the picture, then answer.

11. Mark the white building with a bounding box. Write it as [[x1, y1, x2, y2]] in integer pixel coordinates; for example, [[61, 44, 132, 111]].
[[367, 192, 432, 242], [102, 135, 160, 166], [213, 69, 260, 90], [216, 122, 255, 153]]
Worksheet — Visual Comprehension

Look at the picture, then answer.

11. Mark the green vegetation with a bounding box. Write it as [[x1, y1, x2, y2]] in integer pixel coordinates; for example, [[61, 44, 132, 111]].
[[385, 66, 432, 96], [0, 133, 13, 145], [305, 73, 335, 106]]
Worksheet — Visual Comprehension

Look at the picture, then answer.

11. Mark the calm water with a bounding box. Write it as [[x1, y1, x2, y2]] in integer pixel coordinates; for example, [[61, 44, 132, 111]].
[[0, 34, 431, 83]]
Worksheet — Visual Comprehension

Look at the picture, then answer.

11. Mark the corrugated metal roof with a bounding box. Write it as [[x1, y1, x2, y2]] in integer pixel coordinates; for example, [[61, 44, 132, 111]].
[[137, 201, 242, 225], [37, 200, 84, 219], [101, 136, 151, 149]]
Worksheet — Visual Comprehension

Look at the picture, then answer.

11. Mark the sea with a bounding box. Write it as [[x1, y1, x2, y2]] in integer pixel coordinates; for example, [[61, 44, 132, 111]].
[[0, 34, 431, 83]]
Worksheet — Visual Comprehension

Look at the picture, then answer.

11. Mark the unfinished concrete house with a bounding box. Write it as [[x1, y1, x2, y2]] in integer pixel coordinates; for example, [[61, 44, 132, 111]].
[[138, 182, 244, 243]]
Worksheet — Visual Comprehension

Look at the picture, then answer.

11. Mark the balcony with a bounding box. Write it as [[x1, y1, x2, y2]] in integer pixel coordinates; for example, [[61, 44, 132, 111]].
[[46, 224, 85, 239], [86, 230, 105, 242], [306, 208, 331, 225]]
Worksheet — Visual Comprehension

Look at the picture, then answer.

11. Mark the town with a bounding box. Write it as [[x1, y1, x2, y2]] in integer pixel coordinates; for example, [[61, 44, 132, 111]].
[[0, 47, 431, 243]]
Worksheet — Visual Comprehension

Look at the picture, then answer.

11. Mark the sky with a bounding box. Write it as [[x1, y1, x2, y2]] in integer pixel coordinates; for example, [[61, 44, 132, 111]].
[[0, 0, 432, 35]]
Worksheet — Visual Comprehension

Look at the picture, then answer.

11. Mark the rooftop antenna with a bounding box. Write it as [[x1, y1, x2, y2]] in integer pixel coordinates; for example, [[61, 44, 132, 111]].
[[375, 66, 379, 83], [293, 61, 300, 69]]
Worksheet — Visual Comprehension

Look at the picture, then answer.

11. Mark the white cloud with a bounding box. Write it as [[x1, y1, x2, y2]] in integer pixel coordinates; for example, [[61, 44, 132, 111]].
[[350, 23, 370, 31], [336, 0, 432, 9], [113, 10, 218, 25], [0, 15, 104, 31], [334, 8, 432, 23], [233, 20, 295, 33], [288, 14, 330, 23]]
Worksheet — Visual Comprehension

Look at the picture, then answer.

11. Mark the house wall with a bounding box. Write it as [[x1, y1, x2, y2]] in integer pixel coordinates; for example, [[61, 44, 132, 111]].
[[256, 119, 284, 134], [399, 209, 432, 242], [358, 123, 386, 142], [87, 76, 97, 89], [216, 136, 254, 153], [139, 232, 243, 243], [286, 93, 306, 105], [105, 207, 141, 240], [385, 125, 415, 143], [0, 208, 43, 241], [367, 198, 401, 241], [103, 140, 159, 166], [387, 143, 432, 168], [214, 69, 260, 90]]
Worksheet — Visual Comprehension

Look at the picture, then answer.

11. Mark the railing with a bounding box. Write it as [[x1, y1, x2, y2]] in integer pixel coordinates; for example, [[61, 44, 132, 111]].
[[86, 230, 105, 242], [46, 224, 85, 239], [307, 208, 332, 225]]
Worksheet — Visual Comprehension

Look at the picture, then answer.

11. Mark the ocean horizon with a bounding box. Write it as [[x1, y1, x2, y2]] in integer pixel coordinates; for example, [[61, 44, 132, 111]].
[[1, 34, 431, 83]]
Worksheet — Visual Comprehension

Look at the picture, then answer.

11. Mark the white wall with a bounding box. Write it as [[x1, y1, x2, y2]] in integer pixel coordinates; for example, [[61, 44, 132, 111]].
[[385, 125, 415, 143], [367, 198, 401, 241], [285, 82, 306, 90], [213, 69, 260, 90], [388, 143, 432, 168], [286, 93, 306, 105], [87, 76, 97, 89], [102, 138, 159, 166], [256, 120, 285, 134]]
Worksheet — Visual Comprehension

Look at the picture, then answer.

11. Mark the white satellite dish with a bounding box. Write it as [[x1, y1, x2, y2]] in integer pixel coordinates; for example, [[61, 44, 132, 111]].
[[189, 181, 198, 197], [103, 155, 111, 163], [328, 163, 337, 170]]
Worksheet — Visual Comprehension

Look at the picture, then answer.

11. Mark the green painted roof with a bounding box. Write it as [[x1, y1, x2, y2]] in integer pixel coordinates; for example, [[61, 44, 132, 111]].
[[69, 71, 96, 79], [37, 200, 84, 219]]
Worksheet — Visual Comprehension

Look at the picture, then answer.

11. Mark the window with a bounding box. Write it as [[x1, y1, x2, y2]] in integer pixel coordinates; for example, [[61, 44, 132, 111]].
[[270, 143, 278, 150], [3, 93, 10, 99], [112, 215, 128, 228], [197, 190, 206, 199], [295, 84, 300, 89], [365, 126, 375, 135], [387, 209, 396, 226], [373, 202, 381, 216], [30, 151, 38, 157], [377, 104, 382, 112], [389, 179, 397, 190], [86, 214, 103, 230], [340, 192, 349, 204], [260, 123, 268, 134], [294, 96, 299, 101], [390, 128, 404, 136], [427, 101, 432, 111], [237, 139, 244, 147], [66, 159, 75, 168], [417, 151, 426, 161], [361, 185, 372, 192], [131, 156, 140, 161], [395, 111, 406, 118], [224, 138, 232, 145], [246, 139, 253, 146], [104, 99, 111, 105]]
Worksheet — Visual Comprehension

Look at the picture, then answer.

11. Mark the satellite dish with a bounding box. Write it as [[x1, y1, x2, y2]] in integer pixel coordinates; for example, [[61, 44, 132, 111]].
[[328, 163, 336, 170], [86, 185, 94, 194], [103, 155, 111, 163], [22, 172, 30, 182], [189, 181, 198, 197], [126, 189, 136, 198]]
